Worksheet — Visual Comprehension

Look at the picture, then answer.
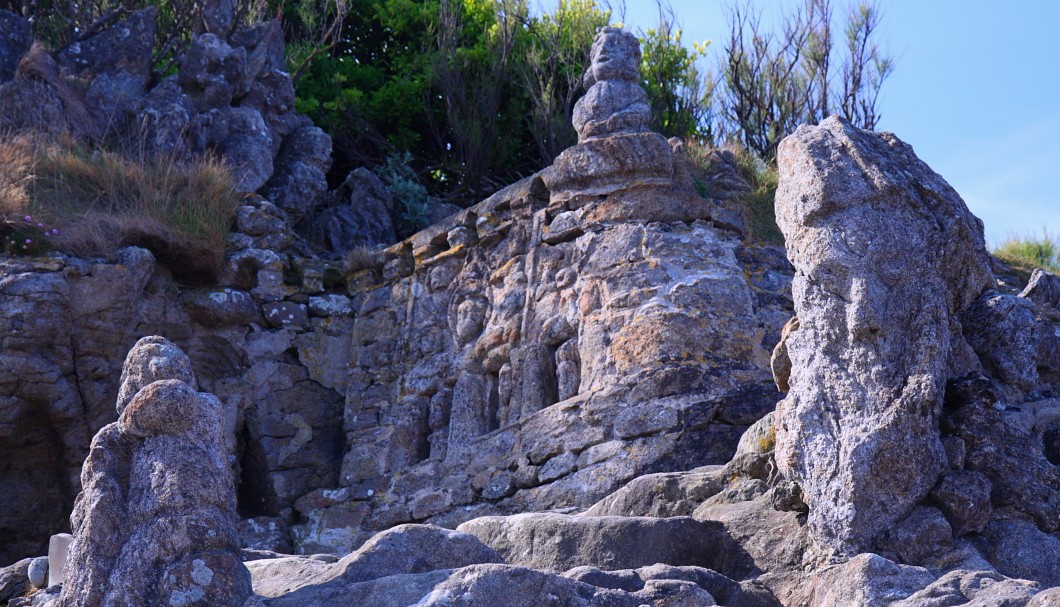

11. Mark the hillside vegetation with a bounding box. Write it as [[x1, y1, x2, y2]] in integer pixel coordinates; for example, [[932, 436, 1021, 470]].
[[4, 0, 891, 206]]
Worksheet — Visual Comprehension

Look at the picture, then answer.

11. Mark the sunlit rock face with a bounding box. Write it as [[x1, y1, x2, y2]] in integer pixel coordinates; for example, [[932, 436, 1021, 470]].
[[773, 115, 994, 555], [543, 26, 672, 203]]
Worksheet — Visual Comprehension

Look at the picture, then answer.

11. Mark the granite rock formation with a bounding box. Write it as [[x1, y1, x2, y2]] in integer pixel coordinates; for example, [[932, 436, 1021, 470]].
[[5, 22, 1060, 607], [772, 115, 996, 555], [0, 24, 789, 565], [59, 336, 252, 607]]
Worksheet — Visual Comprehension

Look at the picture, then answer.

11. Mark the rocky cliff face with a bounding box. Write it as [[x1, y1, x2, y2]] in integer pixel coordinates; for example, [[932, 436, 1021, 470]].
[[0, 5, 394, 262], [0, 25, 792, 565], [4, 21, 1059, 607], [0, 138, 791, 569]]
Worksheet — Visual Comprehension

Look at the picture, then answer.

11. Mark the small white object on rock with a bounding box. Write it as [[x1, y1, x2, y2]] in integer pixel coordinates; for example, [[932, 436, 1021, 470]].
[[47, 533, 73, 588]]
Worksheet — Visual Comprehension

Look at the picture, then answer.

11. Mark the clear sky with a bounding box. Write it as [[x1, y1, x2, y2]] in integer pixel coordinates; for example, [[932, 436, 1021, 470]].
[[617, 0, 1060, 245]]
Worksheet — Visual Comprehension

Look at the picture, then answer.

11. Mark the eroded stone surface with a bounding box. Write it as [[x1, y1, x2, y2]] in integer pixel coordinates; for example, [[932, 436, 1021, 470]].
[[59, 337, 251, 607], [773, 116, 995, 555]]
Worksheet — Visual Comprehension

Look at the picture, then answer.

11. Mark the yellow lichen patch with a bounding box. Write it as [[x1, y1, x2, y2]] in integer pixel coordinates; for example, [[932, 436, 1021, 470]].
[[757, 424, 776, 452]]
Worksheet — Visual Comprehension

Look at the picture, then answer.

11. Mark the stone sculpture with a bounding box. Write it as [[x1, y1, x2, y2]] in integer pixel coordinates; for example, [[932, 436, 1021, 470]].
[[59, 336, 252, 607], [571, 26, 651, 142], [772, 116, 995, 556], [543, 26, 673, 202]]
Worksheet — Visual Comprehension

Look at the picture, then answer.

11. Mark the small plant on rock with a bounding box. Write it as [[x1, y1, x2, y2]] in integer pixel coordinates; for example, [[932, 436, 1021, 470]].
[[376, 152, 437, 237], [732, 145, 783, 246], [1, 215, 59, 256]]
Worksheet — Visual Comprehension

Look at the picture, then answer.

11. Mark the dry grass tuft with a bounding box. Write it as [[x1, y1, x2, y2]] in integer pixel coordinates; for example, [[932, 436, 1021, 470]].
[[344, 243, 384, 274], [0, 134, 36, 214], [730, 144, 783, 246], [0, 134, 242, 284]]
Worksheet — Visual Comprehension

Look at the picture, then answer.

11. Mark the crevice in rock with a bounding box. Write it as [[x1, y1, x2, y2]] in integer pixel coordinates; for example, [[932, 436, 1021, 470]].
[[1044, 425, 1060, 466], [485, 373, 501, 433], [237, 424, 279, 518]]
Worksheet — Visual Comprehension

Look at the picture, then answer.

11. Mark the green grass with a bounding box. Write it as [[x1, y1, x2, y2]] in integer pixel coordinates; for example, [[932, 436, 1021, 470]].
[[993, 231, 1060, 274], [0, 133, 242, 284], [732, 146, 784, 246], [683, 140, 784, 246]]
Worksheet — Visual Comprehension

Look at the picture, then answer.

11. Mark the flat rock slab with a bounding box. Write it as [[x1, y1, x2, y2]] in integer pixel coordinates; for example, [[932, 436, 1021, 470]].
[[458, 512, 730, 574]]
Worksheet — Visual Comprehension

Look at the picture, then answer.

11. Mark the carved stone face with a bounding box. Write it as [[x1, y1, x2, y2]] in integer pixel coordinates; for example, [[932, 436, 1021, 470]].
[[116, 336, 196, 414], [590, 27, 641, 82]]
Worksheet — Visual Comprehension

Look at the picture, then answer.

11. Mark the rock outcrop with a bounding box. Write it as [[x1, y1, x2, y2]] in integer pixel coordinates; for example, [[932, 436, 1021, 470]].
[[0, 7, 400, 258], [0, 24, 789, 565], [7, 20, 1060, 607], [772, 116, 996, 555], [59, 337, 252, 607]]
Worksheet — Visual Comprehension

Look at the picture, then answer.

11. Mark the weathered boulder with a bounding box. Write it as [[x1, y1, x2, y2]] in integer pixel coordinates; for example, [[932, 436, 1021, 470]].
[[961, 292, 1040, 399], [875, 506, 953, 566], [204, 105, 275, 193], [199, 0, 236, 37], [1028, 587, 1060, 607], [179, 33, 251, 110], [0, 558, 31, 603], [0, 78, 72, 135], [970, 518, 1060, 588], [259, 561, 728, 607], [56, 7, 156, 133], [458, 512, 729, 574], [262, 125, 332, 223], [806, 554, 936, 607], [891, 569, 1040, 607], [928, 470, 992, 537], [26, 556, 47, 589], [770, 316, 798, 392], [59, 337, 251, 607], [304, 168, 397, 255], [585, 468, 726, 518], [773, 116, 995, 555], [250, 524, 501, 598], [941, 375, 1060, 534]]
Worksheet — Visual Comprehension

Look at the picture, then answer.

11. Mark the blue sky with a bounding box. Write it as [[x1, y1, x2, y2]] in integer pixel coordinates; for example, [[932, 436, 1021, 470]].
[[617, 0, 1060, 245]]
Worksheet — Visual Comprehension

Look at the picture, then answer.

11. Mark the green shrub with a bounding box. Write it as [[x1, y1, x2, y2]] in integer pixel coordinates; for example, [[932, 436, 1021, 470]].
[[993, 232, 1060, 274], [377, 152, 438, 238], [638, 5, 713, 140]]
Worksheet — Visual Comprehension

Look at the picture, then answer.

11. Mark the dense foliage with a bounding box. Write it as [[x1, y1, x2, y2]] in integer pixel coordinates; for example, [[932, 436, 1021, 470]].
[[4, 0, 892, 210], [280, 0, 892, 202]]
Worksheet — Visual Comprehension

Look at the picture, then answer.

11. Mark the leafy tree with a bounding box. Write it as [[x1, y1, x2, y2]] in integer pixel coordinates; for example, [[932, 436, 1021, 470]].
[[519, 0, 609, 162], [430, 0, 529, 198], [637, 4, 714, 140]]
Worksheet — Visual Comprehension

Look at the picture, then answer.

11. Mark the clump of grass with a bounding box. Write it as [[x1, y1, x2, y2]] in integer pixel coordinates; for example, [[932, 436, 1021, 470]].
[[344, 243, 384, 274], [993, 231, 1060, 274], [731, 144, 783, 246], [678, 139, 783, 246], [0, 133, 242, 285], [0, 134, 35, 212]]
